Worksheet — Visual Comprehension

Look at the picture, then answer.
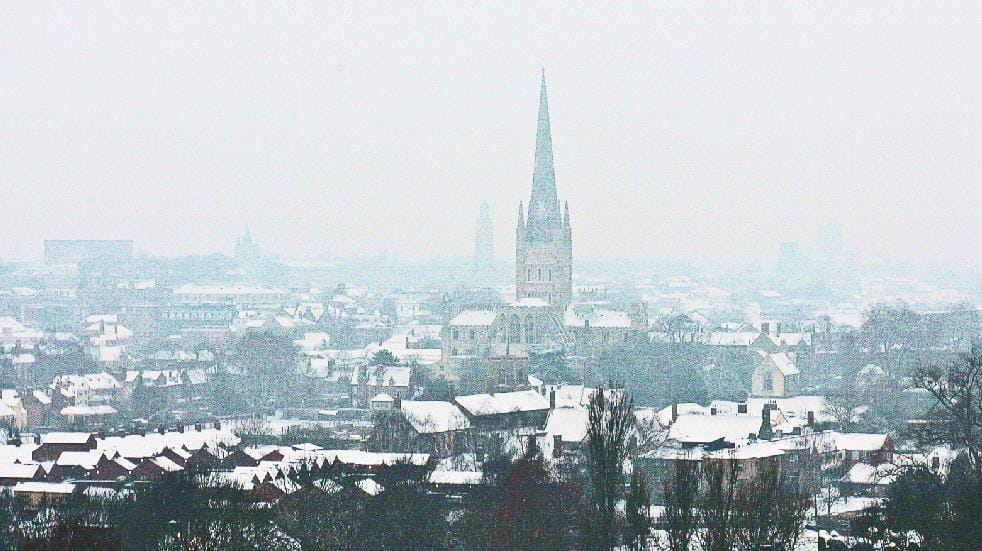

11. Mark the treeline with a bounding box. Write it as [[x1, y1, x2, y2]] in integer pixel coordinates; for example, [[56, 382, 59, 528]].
[[660, 457, 812, 551]]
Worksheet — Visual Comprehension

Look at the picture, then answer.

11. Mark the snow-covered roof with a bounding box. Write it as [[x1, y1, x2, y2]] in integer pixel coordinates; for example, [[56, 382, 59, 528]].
[[429, 470, 483, 485], [765, 352, 799, 376], [545, 407, 589, 443], [401, 401, 471, 433], [55, 451, 104, 468], [455, 390, 550, 417], [836, 433, 889, 451], [371, 393, 394, 403], [61, 405, 117, 416], [41, 432, 94, 445], [0, 463, 41, 479], [843, 462, 897, 485], [668, 414, 763, 444], [13, 482, 76, 494], [449, 310, 498, 327], [564, 307, 633, 328]]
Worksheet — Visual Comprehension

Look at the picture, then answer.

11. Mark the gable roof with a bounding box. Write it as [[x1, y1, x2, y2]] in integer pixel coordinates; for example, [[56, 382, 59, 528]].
[[764, 352, 799, 376], [449, 310, 498, 327], [455, 390, 550, 417], [401, 401, 471, 433]]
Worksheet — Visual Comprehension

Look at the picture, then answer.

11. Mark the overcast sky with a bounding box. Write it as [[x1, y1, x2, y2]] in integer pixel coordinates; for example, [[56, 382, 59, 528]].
[[2, 3, 980, 267]]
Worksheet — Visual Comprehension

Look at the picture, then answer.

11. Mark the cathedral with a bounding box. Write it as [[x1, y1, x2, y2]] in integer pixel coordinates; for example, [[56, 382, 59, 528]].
[[441, 72, 646, 387]]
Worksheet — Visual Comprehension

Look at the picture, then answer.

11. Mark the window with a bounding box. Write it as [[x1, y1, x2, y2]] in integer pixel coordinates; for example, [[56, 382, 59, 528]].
[[763, 375, 773, 392], [452, 348, 458, 356], [469, 330, 475, 340], [537, 268, 542, 280], [548, 269, 552, 281], [527, 268, 531, 281], [452, 330, 459, 340], [524, 317, 534, 344], [509, 316, 521, 344]]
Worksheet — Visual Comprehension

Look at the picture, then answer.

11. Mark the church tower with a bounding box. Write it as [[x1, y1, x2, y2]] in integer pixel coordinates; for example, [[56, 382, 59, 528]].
[[516, 71, 572, 309], [475, 201, 494, 272]]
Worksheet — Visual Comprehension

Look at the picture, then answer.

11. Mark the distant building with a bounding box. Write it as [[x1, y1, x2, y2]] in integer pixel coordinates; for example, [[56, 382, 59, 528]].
[[44, 240, 133, 267], [515, 72, 572, 310], [474, 202, 494, 273], [234, 227, 261, 264], [751, 352, 800, 397], [440, 73, 646, 383]]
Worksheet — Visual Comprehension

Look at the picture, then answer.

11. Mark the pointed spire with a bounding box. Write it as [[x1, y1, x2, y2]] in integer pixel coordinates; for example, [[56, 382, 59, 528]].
[[526, 69, 560, 239], [517, 201, 524, 228], [563, 201, 570, 228]]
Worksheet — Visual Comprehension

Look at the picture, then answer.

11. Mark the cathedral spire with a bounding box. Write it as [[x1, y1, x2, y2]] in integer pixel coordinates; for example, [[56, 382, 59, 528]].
[[526, 69, 561, 239]]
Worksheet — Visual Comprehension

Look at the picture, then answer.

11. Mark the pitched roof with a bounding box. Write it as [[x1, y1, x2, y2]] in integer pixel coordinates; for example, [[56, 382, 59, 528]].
[[668, 414, 763, 444], [449, 310, 498, 327], [455, 390, 550, 417], [765, 352, 799, 376], [401, 401, 471, 433]]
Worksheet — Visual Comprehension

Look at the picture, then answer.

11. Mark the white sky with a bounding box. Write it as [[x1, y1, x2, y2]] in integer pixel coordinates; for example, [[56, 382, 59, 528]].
[[1, 3, 980, 266]]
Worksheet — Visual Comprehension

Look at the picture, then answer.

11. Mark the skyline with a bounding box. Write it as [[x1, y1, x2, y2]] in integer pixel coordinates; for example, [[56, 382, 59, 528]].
[[2, 3, 981, 267]]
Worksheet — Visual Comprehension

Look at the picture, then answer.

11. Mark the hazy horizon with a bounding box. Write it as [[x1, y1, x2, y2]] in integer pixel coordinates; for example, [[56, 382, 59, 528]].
[[3, 3, 981, 268]]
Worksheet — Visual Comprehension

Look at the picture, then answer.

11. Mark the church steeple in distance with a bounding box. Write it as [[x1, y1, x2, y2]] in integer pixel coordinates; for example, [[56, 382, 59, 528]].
[[526, 69, 562, 241], [515, 70, 573, 309]]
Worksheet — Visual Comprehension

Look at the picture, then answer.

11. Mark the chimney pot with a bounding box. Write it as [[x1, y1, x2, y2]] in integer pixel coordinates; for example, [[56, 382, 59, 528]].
[[549, 389, 556, 409]]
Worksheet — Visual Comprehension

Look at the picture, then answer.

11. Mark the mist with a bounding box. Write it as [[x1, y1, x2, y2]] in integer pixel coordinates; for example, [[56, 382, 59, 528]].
[[2, 2, 981, 267]]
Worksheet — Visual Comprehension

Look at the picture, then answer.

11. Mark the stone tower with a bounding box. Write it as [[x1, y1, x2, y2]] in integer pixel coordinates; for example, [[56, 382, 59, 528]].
[[516, 71, 572, 309], [475, 201, 494, 272]]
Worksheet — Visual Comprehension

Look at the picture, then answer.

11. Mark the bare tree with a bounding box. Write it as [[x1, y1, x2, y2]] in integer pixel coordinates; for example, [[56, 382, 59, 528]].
[[585, 385, 635, 550], [661, 457, 699, 551], [696, 458, 738, 551], [624, 467, 652, 551], [733, 458, 810, 551], [912, 347, 982, 470]]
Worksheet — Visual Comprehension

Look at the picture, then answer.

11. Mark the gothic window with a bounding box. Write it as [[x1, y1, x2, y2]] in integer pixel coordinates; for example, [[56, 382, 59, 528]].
[[509, 316, 521, 344], [537, 268, 542, 280], [763, 374, 773, 392], [452, 329, 459, 340], [469, 330, 475, 340], [527, 268, 531, 281], [524, 317, 534, 344], [452, 348, 459, 356], [548, 269, 552, 281]]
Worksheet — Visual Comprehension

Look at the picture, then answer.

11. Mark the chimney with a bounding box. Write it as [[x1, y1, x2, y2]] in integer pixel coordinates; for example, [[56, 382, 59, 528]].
[[807, 411, 815, 426], [671, 402, 679, 423], [549, 389, 556, 409], [710, 407, 717, 416], [759, 404, 774, 441], [447, 382, 456, 402], [553, 434, 563, 458], [394, 393, 402, 410], [737, 403, 748, 414]]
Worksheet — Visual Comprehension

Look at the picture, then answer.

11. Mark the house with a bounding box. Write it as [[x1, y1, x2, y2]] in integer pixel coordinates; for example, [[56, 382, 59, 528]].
[[840, 462, 898, 497], [454, 390, 550, 433], [835, 433, 893, 466], [0, 463, 45, 485], [752, 352, 799, 397], [12, 482, 77, 506], [374, 400, 473, 458], [350, 365, 412, 408], [32, 432, 97, 461]]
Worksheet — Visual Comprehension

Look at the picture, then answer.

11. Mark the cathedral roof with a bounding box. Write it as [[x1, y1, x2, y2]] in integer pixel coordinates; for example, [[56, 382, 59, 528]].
[[448, 310, 498, 326]]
